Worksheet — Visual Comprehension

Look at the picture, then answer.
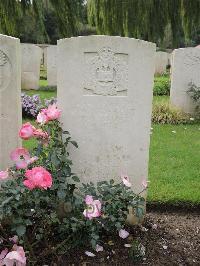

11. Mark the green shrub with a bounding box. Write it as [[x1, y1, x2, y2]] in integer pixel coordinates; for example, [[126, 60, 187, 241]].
[[187, 82, 200, 102], [152, 102, 190, 124], [0, 105, 146, 264], [187, 82, 200, 119], [154, 74, 170, 96]]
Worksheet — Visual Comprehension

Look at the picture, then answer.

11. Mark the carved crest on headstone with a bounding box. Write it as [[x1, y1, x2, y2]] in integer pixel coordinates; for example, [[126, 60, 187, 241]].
[[0, 50, 12, 92], [84, 47, 128, 96]]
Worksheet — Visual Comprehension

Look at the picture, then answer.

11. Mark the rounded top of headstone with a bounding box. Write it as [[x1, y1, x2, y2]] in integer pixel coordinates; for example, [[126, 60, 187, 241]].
[[57, 35, 156, 49]]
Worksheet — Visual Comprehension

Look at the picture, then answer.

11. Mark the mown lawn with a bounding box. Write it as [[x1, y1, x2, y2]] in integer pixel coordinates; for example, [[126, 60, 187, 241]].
[[148, 124, 200, 204], [22, 86, 200, 204]]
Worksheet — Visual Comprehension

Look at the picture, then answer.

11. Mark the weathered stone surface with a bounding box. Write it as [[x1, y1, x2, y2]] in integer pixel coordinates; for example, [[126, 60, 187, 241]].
[[0, 34, 22, 170], [21, 43, 42, 90], [170, 48, 200, 113], [47, 45, 57, 86], [58, 36, 155, 193], [155, 51, 169, 74]]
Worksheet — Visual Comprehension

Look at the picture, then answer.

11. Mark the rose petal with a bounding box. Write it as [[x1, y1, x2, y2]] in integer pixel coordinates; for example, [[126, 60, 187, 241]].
[[85, 251, 96, 257], [96, 244, 103, 252], [119, 229, 129, 239]]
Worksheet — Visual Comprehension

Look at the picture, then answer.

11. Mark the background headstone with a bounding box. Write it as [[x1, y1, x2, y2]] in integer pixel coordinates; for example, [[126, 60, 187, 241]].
[[58, 35, 155, 193], [170, 48, 200, 113], [36, 44, 50, 69], [0, 34, 22, 170], [21, 43, 42, 90], [155, 51, 169, 74], [47, 45, 57, 87]]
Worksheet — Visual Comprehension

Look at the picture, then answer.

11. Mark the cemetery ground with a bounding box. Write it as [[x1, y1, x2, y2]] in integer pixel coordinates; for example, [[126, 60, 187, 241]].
[[20, 76, 200, 265]]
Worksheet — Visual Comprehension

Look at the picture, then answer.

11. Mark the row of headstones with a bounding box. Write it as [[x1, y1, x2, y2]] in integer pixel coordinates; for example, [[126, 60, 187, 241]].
[[0, 34, 199, 193], [21, 43, 57, 89], [22, 44, 170, 90]]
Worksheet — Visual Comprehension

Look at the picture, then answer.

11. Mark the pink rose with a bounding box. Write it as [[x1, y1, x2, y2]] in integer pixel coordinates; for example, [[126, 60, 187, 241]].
[[83, 195, 101, 220], [36, 104, 61, 124], [10, 148, 37, 170], [23, 166, 52, 190], [45, 104, 61, 121], [121, 174, 131, 187], [33, 129, 48, 139], [10, 148, 32, 169], [119, 229, 129, 239], [0, 170, 9, 180], [36, 109, 49, 124], [3, 245, 26, 266], [19, 122, 35, 140], [0, 248, 8, 264]]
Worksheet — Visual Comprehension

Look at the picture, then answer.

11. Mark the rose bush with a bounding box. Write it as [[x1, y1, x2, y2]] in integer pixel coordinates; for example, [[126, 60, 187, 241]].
[[0, 104, 146, 265]]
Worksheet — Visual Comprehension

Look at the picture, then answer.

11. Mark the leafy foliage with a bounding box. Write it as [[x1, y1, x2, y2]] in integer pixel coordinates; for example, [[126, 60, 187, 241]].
[[87, 0, 200, 47], [152, 102, 190, 124], [187, 82, 200, 102], [154, 74, 170, 96], [0, 0, 86, 41], [0, 112, 146, 264], [187, 82, 200, 119]]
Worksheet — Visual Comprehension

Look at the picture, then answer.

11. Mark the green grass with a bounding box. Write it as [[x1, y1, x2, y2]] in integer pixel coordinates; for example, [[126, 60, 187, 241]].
[[39, 79, 48, 87], [148, 123, 200, 204], [22, 88, 200, 204], [153, 95, 169, 104]]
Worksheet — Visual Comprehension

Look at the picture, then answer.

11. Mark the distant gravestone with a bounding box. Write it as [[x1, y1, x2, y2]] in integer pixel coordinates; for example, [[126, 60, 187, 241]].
[[36, 44, 49, 68], [47, 45, 57, 87], [0, 34, 22, 170], [170, 48, 200, 113], [58, 36, 155, 194], [21, 44, 42, 90], [155, 51, 169, 74]]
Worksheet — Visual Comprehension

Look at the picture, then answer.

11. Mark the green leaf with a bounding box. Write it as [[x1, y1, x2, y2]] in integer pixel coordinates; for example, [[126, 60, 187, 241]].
[[16, 225, 26, 236], [63, 131, 69, 134], [70, 141, 78, 148], [57, 190, 66, 199], [72, 176, 80, 182]]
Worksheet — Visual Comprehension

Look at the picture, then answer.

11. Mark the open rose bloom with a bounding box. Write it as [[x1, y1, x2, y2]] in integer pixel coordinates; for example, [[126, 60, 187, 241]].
[[37, 104, 61, 124], [23, 166, 52, 190], [3, 245, 26, 266], [83, 195, 102, 220], [19, 122, 35, 140], [10, 148, 37, 170]]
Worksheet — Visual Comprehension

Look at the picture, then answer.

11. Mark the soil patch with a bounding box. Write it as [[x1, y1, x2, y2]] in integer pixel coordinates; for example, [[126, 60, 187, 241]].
[[58, 211, 200, 266]]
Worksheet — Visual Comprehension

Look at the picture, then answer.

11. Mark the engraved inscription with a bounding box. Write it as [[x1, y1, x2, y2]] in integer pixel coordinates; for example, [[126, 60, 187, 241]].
[[0, 50, 12, 92], [84, 47, 128, 96]]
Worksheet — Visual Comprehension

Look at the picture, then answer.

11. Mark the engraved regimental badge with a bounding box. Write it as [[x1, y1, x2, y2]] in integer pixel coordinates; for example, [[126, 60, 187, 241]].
[[84, 47, 128, 96], [0, 50, 12, 92]]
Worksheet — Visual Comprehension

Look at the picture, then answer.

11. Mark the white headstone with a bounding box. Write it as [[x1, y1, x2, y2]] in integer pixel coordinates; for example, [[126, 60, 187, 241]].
[[0, 34, 22, 170], [58, 36, 155, 193], [155, 51, 169, 74], [170, 48, 200, 113], [21, 44, 42, 90], [47, 45, 57, 87]]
